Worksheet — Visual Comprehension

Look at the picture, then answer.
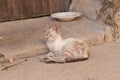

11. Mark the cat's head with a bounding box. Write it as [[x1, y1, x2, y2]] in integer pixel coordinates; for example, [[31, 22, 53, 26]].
[[45, 26, 60, 42]]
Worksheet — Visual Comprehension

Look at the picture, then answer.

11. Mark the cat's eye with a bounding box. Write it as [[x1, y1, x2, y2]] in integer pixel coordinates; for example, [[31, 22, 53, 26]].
[[49, 35, 52, 36], [45, 34, 48, 36]]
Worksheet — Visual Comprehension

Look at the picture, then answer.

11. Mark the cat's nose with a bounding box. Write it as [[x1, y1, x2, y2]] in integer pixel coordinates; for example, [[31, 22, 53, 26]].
[[46, 37, 49, 40]]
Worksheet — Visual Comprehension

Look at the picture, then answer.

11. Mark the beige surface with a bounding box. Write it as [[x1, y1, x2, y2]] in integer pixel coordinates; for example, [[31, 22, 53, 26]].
[[70, 0, 101, 20], [0, 16, 108, 60], [0, 39, 120, 80]]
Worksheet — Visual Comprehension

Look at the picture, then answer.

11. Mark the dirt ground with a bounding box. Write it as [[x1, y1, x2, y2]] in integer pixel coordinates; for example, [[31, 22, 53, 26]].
[[0, 17, 106, 60], [0, 39, 120, 80]]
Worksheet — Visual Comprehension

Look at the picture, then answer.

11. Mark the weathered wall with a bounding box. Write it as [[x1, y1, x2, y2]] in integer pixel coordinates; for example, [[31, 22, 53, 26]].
[[113, 0, 120, 38], [0, 0, 70, 22], [70, 0, 120, 42], [98, 0, 120, 39], [70, 0, 102, 20]]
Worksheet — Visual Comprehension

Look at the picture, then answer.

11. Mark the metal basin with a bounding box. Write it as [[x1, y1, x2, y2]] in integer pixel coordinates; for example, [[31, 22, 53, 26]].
[[51, 12, 82, 21]]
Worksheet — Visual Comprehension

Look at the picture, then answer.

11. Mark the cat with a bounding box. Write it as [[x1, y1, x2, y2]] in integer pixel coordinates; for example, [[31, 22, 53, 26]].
[[40, 26, 89, 63]]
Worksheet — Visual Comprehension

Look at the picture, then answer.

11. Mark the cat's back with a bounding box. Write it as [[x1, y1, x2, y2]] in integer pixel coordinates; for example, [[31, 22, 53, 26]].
[[64, 38, 88, 48], [64, 38, 84, 44]]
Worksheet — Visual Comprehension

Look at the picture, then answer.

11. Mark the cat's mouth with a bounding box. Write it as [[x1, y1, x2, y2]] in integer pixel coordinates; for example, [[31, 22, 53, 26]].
[[47, 38, 54, 42]]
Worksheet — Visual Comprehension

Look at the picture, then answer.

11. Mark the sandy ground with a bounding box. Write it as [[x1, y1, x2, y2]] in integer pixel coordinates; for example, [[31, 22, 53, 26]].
[[0, 17, 106, 59], [0, 39, 120, 80]]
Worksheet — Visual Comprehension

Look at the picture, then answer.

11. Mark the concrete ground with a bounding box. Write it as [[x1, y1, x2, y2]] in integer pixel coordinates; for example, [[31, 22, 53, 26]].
[[0, 16, 109, 60], [0, 39, 120, 80], [0, 16, 119, 80]]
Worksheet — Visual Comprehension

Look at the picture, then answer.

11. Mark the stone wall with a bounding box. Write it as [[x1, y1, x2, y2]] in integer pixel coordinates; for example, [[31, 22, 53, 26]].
[[114, 1, 120, 38], [70, 0, 102, 20], [70, 0, 120, 42]]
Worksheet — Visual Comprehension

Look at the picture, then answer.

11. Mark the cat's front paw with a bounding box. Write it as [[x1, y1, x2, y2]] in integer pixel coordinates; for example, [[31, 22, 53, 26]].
[[39, 53, 67, 63], [39, 55, 47, 62], [45, 56, 66, 63], [39, 54, 53, 63]]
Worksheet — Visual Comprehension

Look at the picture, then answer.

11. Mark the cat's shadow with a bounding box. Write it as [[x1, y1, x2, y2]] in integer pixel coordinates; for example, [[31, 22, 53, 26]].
[[38, 56, 89, 64]]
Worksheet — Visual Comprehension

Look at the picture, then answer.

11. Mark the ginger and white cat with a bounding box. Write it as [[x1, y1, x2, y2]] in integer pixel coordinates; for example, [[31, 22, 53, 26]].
[[40, 26, 89, 63]]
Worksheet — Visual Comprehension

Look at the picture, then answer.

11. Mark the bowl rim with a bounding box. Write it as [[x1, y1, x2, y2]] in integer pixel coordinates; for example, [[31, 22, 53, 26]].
[[51, 12, 82, 19]]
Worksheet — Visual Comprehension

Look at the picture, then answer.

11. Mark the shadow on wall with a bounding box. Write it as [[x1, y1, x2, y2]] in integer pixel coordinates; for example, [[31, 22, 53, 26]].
[[70, 0, 120, 40]]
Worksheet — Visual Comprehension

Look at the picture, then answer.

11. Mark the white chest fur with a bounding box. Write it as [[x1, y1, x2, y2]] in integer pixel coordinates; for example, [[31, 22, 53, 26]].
[[47, 37, 64, 51]]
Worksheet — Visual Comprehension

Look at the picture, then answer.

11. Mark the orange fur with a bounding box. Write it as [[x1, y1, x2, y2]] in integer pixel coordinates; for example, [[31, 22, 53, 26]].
[[40, 26, 89, 63]]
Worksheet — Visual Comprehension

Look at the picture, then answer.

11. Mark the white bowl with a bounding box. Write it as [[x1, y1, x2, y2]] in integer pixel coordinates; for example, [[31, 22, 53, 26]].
[[51, 12, 82, 21]]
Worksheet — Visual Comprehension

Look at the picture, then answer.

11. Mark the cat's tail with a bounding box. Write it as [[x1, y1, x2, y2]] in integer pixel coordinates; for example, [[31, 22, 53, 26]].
[[82, 48, 89, 60], [67, 48, 89, 62], [78, 56, 89, 61], [67, 56, 89, 63], [80, 48, 90, 61]]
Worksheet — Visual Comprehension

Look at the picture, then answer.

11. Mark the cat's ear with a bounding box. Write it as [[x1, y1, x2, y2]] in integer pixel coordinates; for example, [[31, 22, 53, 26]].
[[44, 26, 50, 32], [47, 26, 60, 34], [54, 27, 60, 34], [45, 24, 52, 30], [48, 26, 52, 29]]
